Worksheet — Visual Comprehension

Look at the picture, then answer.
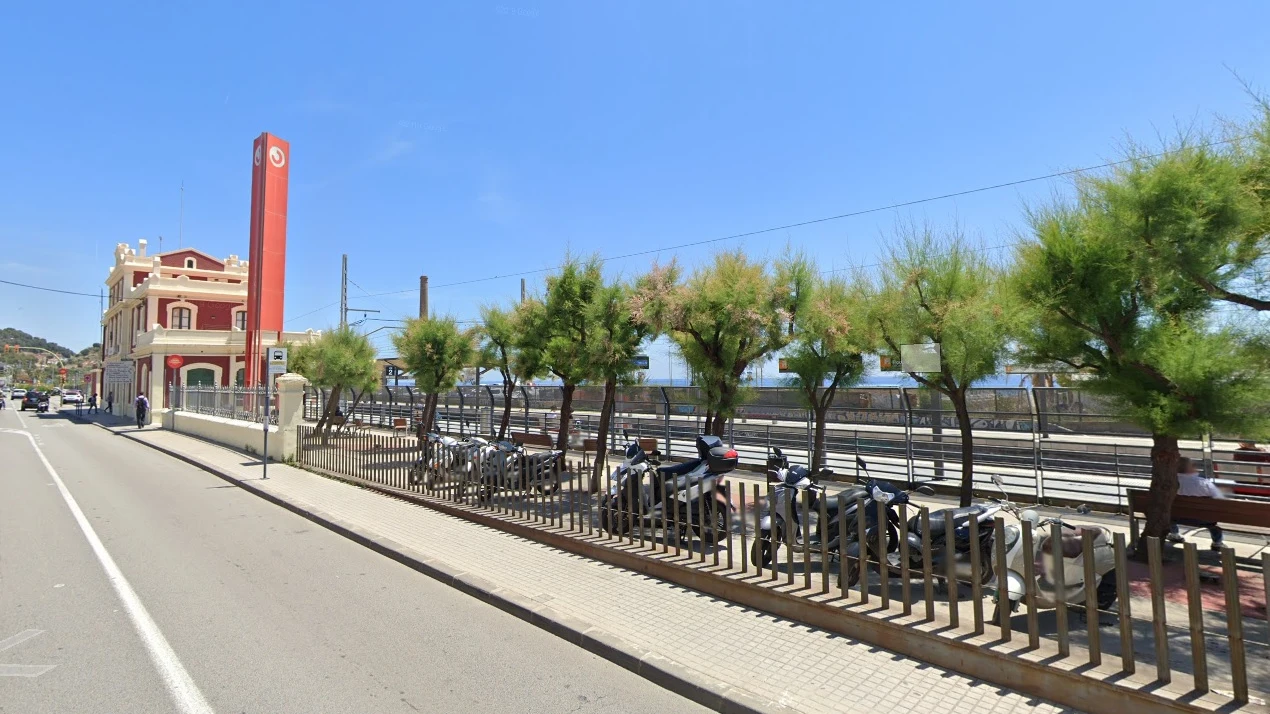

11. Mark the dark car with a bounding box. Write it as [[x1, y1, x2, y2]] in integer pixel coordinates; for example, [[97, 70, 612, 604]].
[[20, 391, 44, 411]]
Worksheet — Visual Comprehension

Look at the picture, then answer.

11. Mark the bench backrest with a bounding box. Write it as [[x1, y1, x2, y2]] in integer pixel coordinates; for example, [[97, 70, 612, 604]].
[[512, 432, 554, 448], [1127, 488, 1270, 527], [393, 417, 407, 427]]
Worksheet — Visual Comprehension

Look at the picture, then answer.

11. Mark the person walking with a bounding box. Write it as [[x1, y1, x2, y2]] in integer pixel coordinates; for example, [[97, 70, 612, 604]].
[[134, 392, 149, 428], [1168, 457, 1226, 551], [106, 392, 114, 414], [88, 392, 98, 414]]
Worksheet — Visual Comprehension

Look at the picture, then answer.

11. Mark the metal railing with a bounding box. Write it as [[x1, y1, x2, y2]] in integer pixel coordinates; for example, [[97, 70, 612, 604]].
[[174, 384, 278, 424], [302, 385, 1270, 511], [296, 426, 1268, 711]]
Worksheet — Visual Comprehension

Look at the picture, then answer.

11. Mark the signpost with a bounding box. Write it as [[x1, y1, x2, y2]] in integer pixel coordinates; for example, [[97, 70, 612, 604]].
[[261, 347, 288, 480], [631, 355, 650, 370], [166, 355, 184, 370]]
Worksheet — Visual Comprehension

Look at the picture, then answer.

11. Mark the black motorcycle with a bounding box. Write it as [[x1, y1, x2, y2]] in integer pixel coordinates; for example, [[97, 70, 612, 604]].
[[750, 447, 863, 567]]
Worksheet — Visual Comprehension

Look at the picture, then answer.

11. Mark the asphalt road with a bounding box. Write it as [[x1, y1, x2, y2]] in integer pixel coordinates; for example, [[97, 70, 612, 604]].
[[0, 407, 709, 714]]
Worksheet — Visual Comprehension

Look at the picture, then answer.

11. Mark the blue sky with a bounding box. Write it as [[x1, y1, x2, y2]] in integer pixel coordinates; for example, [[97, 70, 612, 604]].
[[1, 1, 1268, 381]]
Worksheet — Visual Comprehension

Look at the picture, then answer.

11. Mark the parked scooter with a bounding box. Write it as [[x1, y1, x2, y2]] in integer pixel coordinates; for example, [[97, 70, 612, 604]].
[[839, 463, 937, 585], [984, 476, 1117, 620], [602, 434, 737, 544], [409, 433, 485, 486], [477, 439, 564, 495], [750, 447, 861, 567]]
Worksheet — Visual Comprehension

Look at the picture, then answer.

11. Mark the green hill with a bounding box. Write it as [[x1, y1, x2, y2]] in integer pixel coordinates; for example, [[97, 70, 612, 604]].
[[0, 328, 78, 358]]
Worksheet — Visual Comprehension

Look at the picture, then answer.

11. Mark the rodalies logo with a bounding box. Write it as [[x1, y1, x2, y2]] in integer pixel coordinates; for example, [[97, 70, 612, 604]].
[[268, 145, 286, 168]]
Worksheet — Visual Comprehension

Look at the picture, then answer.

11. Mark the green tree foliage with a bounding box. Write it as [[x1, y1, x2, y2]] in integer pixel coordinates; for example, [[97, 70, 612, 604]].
[[635, 250, 802, 435], [867, 226, 1015, 506], [0, 328, 75, 358], [478, 303, 542, 440], [520, 256, 604, 451], [394, 316, 475, 436], [291, 326, 379, 439], [783, 272, 867, 473], [1014, 185, 1270, 547], [585, 280, 652, 489]]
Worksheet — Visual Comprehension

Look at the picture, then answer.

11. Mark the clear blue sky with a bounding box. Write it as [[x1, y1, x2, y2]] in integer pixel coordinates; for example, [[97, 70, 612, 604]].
[[1, 1, 1267, 379]]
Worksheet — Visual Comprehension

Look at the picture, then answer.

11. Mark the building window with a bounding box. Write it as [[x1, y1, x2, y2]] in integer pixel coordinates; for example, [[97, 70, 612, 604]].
[[234, 311, 247, 331], [173, 307, 192, 330], [185, 257, 197, 269], [185, 368, 216, 387]]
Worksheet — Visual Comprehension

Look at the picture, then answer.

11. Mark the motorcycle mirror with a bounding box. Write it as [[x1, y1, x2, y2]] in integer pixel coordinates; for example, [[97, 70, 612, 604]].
[[772, 447, 783, 457], [1075, 504, 1091, 515], [915, 485, 936, 496], [990, 475, 1003, 486]]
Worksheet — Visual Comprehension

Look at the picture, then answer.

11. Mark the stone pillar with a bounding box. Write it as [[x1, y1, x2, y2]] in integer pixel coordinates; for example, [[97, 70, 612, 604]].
[[275, 372, 308, 460]]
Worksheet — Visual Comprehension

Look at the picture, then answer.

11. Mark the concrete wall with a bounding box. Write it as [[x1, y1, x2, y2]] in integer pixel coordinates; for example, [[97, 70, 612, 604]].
[[168, 411, 285, 461], [164, 372, 306, 461]]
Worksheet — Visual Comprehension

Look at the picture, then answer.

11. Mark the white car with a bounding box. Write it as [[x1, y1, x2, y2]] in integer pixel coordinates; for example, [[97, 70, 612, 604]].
[[62, 390, 83, 404], [10, 388, 26, 401]]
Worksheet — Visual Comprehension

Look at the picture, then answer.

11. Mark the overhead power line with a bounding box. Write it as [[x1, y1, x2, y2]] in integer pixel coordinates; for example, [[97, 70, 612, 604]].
[[0, 279, 99, 298], [354, 135, 1248, 298]]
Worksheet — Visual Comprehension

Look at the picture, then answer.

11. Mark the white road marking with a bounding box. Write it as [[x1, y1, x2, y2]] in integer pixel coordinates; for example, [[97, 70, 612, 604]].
[[0, 630, 56, 678], [11, 428, 215, 713], [0, 629, 44, 652]]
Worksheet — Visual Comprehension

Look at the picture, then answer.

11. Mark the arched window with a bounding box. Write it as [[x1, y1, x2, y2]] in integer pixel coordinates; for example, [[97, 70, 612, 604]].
[[235, 368, 245, 386], [185, 368, 215, 387], [172, 307, 192, 330], [185, 257, 197, 269]]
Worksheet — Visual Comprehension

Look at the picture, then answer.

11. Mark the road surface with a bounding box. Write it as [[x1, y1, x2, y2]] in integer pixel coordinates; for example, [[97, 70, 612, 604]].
[[0, 407, 708, 713]]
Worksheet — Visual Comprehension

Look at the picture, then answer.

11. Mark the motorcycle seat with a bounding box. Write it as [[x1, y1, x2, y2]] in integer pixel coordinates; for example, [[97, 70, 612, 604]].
[[657, 459, 703, 477], [1041, 528, 1095, 558], [909, 505, 985, 537], [835, 486, 870, 507]]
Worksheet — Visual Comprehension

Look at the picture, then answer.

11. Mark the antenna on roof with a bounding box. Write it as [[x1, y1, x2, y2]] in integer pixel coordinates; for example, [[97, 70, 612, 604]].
[[179, 180, 185, 248]]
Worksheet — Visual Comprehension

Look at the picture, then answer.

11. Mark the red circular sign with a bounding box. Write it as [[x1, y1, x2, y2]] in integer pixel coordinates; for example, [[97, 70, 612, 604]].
[[166, 355, 184, 369], [58, 367, 68, 375]]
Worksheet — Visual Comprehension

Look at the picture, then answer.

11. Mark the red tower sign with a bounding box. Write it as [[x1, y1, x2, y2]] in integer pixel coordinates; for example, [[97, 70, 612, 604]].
[[244, 132, 290, 386]]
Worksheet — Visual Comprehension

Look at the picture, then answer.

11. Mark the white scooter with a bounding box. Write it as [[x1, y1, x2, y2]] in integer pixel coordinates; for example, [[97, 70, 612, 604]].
[[986, 476, 1118, 620]]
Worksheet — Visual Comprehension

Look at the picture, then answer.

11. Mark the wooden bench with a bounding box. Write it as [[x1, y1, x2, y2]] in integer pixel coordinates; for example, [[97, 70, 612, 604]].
[[512, 432, 555, 448], [392, 417, 408, 434], [1128, 488, 1270, 544]]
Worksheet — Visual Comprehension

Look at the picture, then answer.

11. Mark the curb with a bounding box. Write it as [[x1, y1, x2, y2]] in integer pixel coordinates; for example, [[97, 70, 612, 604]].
[[98, 422, 794, 714]]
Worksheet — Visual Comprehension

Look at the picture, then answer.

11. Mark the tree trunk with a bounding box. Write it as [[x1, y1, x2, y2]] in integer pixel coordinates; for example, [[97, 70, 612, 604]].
[[950, 389, 975, 507], [1136, 433, 1180, 557], [318, 385, 342, 442], [590, 377, 617, 493], [498, 381, 515, 440], [703, 409, 714, 436], [339, 390, 365, 435], [811, 404, 828, 473], [556, 383, 575, 452], [422, 392, 437, 435]]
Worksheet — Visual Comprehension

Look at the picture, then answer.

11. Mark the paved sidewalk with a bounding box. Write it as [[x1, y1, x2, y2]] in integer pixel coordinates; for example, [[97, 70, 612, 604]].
[[107, 426, 1077, 714]]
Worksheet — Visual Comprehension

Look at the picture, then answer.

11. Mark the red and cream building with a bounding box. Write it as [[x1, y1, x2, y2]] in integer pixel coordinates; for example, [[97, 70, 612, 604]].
[[98, 239, 317, 414]]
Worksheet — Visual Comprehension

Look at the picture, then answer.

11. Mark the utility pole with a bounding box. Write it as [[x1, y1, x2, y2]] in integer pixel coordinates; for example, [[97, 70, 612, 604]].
[[419, 275, 428, 318], [179, 181, 185, 248], [340, 254, 349, 328], [340, 255, 379, 329]]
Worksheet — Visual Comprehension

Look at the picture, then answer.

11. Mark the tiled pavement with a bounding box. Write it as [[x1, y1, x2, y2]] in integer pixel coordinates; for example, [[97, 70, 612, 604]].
[[110, 426, 1078, 714]]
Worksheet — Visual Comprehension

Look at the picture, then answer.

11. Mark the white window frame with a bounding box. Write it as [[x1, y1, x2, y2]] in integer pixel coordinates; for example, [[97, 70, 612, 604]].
[[184, 257, 197, 269], [167, 301, 198, 330], [232, 308, 248, 331]]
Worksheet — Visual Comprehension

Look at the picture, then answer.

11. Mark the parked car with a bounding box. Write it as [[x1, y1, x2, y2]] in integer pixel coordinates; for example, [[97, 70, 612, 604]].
[[21, 391, 44, 411], [62, 389, 83, 404]]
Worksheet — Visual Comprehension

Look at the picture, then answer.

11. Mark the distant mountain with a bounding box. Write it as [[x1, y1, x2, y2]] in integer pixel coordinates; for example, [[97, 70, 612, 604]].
[[0, 328, 77, 358]]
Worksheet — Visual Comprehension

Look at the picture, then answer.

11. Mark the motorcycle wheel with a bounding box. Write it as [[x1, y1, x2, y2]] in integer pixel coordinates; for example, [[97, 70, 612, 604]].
[[991, 598, 1020, 623], [843, 558, 861, 588], [599, 499, 630, 536], [1095, 570, 1118, 610], [699, 504, 730, 545], [751, 534, 775, 567], [408, 464, 425, 487]]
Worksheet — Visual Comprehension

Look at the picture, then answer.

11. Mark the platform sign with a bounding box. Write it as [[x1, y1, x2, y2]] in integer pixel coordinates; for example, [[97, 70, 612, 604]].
[[104, 360, 134, 383], [900, 343, 942, 373], [778, 358, 790, 373], [878, 353, 901, 372], [630, 355, 650, 369]]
